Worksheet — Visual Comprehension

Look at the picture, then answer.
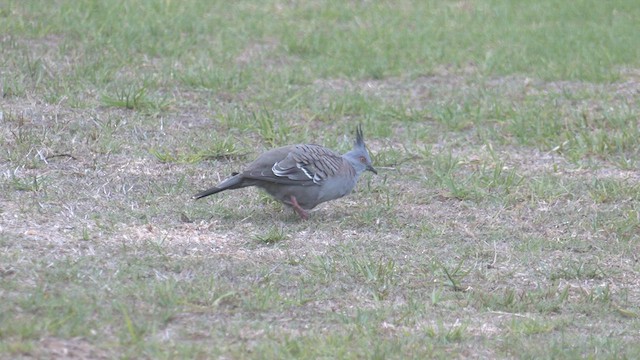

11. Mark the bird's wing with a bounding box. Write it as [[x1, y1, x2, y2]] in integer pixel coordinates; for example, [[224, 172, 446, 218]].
[[244, 144, 346, 186]]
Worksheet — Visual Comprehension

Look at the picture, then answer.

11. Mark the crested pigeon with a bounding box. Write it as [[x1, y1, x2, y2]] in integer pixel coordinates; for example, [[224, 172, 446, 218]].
[[193, 125, 377, 219]]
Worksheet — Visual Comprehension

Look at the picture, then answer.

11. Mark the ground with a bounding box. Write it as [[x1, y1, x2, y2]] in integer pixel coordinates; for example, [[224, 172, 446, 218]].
[[1, 1, 639, 359]]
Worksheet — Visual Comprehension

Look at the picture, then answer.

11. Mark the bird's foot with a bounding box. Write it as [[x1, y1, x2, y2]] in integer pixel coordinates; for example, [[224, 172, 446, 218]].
[[289, 195, 309, 220]]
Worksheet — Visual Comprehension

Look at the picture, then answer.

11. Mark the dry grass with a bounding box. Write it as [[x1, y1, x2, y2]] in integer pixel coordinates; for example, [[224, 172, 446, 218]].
[[2, 0, 640, 358], [2, 75, 639, 357]]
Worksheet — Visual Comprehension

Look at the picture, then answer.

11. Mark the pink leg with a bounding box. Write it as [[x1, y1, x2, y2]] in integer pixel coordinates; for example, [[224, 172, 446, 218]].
[[289, 195, 309, 220]]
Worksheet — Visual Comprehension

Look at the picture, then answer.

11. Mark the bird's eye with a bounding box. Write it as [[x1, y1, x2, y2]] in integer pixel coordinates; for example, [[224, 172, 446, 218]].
[[359, 156, 367, 163]]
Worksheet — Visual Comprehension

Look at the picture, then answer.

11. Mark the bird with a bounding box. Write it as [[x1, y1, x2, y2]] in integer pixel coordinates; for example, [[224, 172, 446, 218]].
[[193, 125, 377, 219]]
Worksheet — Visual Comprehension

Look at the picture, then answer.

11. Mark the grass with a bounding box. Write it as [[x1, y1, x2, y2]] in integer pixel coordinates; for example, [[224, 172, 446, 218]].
[[1, 0, 640, 358]]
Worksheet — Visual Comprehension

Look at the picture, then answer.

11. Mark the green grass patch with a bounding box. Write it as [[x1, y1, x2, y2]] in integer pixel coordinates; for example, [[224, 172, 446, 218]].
[[2, 0, 640, 358]]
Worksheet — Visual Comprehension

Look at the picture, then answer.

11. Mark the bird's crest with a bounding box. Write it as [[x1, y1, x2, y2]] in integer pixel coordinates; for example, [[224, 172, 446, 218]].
[[355, 124, 365, 148]]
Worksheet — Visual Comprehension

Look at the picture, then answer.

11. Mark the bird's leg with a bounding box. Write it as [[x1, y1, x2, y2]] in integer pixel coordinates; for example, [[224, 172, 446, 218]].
[[288, 195, 309, 220]]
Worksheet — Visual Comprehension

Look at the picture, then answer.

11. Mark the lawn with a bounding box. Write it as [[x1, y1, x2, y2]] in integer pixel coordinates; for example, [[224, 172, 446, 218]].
[[1, 0, 639, 358]]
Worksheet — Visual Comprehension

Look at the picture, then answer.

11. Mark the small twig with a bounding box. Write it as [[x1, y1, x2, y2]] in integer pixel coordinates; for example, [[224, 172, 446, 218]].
[[490, 241, 498, 267], [488, 310, 534, 320], [36, 149, 49, 164], [45, 153, 77, 160], [386, 154, 423, 168], [255, 264, 281, 284]]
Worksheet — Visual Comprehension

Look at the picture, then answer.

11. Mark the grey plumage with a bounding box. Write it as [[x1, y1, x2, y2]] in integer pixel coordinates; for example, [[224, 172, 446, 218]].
[[193, 126, 377, 219]]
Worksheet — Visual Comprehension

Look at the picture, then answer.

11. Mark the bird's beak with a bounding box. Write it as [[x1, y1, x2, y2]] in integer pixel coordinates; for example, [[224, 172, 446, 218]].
[[367, 165, 378, 175]]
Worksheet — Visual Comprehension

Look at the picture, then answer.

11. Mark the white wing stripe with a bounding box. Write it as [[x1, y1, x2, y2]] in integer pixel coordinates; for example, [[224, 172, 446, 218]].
[[272, 162, 284, 176], [297, 162, 314, 179], [271, 161, 315, 180]]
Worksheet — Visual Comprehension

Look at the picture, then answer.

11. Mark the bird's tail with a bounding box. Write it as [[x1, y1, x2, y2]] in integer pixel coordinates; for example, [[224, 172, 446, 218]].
[[192, 173, 246, 200]]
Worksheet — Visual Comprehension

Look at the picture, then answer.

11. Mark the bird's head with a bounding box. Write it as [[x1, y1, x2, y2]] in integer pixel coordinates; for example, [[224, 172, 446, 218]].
[[346, 125, 377, 175]]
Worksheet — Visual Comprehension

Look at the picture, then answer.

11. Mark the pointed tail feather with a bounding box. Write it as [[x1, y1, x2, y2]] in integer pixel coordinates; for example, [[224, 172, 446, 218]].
[[192, 186, 225, 199], [192, 174, 246, 200]]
